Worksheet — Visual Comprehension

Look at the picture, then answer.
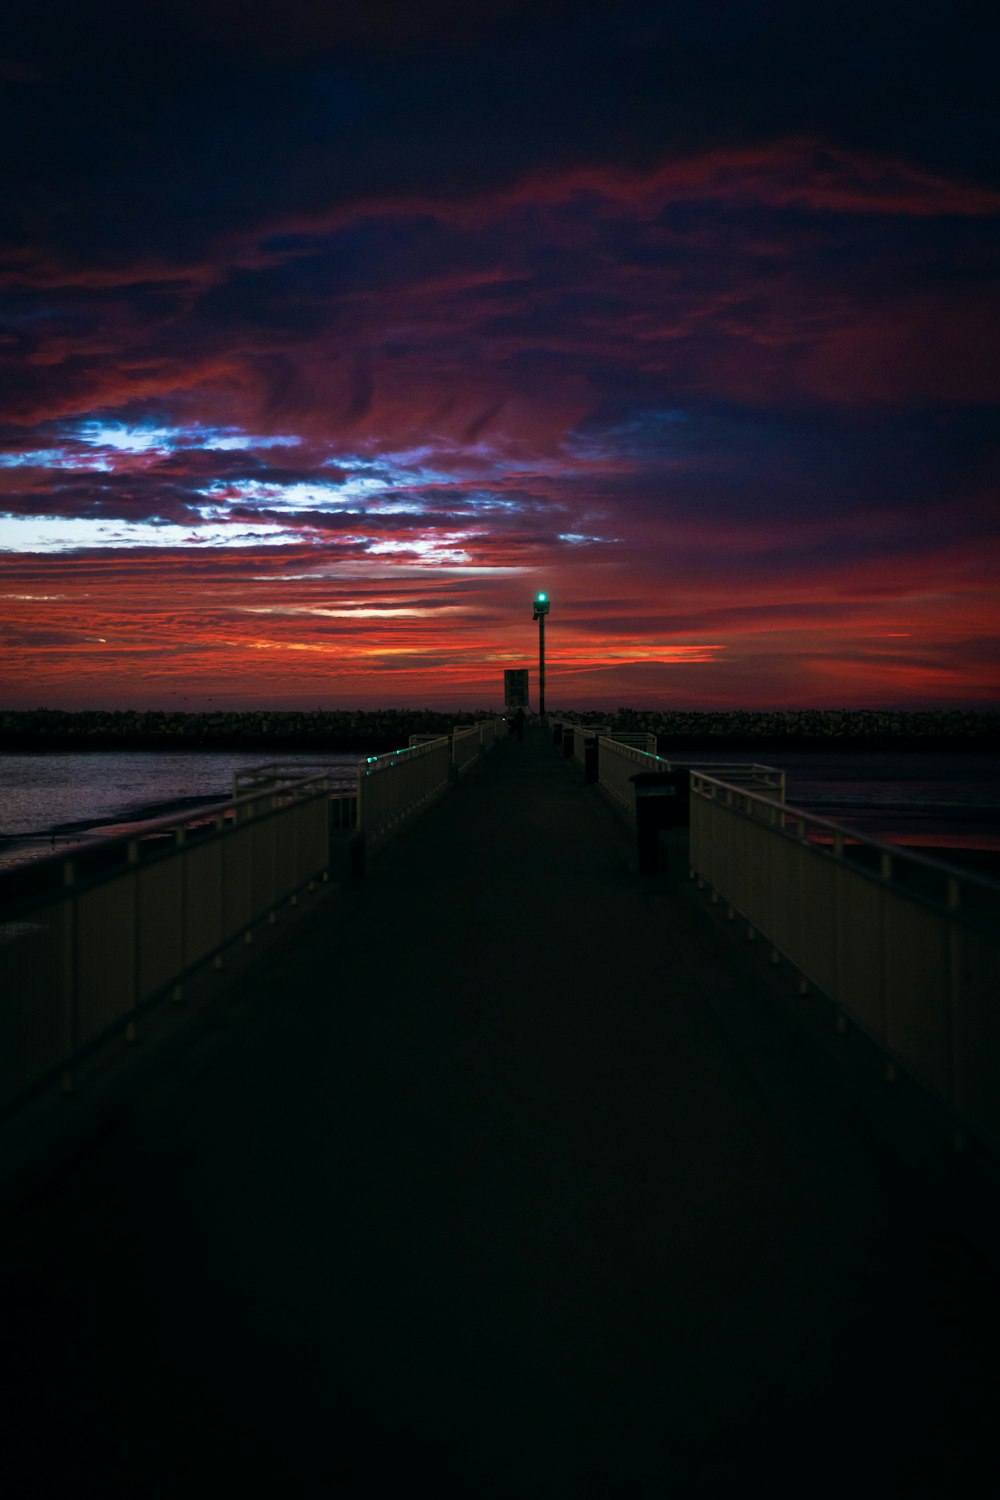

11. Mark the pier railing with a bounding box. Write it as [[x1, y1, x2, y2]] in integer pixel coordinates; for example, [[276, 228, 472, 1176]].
[[358, 737, 453, 844], [1, 723, 506, 1113], [362, 722, 508, 839], [555, 722, 655, 758], [0, 771, 348, 1112], [689, 772, 1000, 1155], [595, 736, 652, 811], [409, 719, 505, 765], [595, 737, 785, 815]]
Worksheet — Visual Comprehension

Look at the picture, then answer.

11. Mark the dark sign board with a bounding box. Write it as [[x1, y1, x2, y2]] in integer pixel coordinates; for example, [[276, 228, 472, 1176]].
[[504, 669, 529, 709]]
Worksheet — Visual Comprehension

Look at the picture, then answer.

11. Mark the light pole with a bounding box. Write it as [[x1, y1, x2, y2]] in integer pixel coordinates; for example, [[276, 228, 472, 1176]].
[[532, 591, 549, 719]]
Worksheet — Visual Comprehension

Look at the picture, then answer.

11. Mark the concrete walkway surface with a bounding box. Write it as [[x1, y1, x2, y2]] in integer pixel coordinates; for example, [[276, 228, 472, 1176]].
[[3, 728, 1000, 1497]]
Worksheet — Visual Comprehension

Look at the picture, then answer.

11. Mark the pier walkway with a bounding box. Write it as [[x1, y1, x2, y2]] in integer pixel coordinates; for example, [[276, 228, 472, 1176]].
[[4, 728, 1000, 1497]]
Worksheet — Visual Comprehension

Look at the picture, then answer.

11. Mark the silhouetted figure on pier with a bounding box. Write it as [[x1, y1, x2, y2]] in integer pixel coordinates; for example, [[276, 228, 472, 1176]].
[[514, 706, 525, 741]]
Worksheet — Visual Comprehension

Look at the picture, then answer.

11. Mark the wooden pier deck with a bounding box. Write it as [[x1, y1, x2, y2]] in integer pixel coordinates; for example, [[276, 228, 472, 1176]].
[[3, 727, 999, 1497]]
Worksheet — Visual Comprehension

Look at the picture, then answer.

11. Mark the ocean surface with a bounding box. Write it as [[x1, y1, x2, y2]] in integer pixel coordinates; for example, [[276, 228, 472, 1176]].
[[0, 750, 363, 871], [0, 747, 998, 874]]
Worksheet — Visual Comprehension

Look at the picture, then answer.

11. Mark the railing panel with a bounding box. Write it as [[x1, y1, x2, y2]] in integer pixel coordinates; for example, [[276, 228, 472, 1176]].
[[220, 824, 254, 942], [597, 736, 656, 815], [0, 904, 72, 1107], [762, 827, 804, 965], [881, 889, 951, 1098], [137, 859, 185, 996], [76, 874, 137, 1047], [953, 924, 1000, 1152], [249, 810, 278, 917], [296, 798, 330, 883], [272, 799, 298, 901], [691, 791, 728, 892], [797, 852, 838, 998], [182, 841, 224, 969], [329, 793, 357, 832], [831, 863, 884, 1037], [573, 726, 608, 767], [726, 793, 756, 916], [452, 726, 481, 775]]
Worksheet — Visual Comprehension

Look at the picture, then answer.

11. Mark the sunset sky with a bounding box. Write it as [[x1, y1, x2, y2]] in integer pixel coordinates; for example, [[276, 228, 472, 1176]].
[[2, 1, 997, 710]]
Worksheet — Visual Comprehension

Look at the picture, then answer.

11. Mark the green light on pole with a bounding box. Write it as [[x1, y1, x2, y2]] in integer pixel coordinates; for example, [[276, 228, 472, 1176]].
[[532, 591, 550, 717]]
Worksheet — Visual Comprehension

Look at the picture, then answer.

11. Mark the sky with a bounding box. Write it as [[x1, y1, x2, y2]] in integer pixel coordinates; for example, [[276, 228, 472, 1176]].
[[1, 0, 998, 711]]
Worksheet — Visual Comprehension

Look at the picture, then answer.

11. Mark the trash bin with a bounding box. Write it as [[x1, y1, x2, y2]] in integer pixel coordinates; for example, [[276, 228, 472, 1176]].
[[583, 734, 599, 784], [631, 770, 690, 875]]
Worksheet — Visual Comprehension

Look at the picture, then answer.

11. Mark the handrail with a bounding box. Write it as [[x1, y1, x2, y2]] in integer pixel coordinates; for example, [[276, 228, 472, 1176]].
[[607, 731, 658, 754], [680, 761, 786, 798], [233, 760, 359, 798], [597, 738, 785, 815], [689, 770, 989, 883]]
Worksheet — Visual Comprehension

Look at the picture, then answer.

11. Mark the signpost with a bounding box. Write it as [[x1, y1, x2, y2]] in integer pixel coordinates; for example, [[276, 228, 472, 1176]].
[[504, 669, 529, 711]]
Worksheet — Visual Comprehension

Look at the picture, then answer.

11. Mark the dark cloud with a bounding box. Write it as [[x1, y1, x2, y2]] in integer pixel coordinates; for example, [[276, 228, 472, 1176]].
[[1, 3, 997, 707]]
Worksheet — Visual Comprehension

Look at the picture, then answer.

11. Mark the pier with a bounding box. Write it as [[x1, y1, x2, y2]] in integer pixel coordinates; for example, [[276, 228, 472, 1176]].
[[2, 726, 1000, 1496]]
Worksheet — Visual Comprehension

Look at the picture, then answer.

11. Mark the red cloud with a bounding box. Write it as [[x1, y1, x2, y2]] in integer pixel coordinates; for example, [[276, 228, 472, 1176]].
[[3, 134, 997, 709]]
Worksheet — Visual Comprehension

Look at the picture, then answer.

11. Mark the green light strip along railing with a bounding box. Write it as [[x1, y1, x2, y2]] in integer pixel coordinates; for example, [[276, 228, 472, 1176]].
[[607, 731, 658, 755], [0, 769, 348, 1114], [359, 720, 507, 841], [688, 769, 1000, 1157], [357, 736, 453, 844]]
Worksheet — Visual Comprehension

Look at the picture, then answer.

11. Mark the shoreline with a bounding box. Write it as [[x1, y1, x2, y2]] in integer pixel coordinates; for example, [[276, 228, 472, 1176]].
[[0, 792, 234, 848], [3, 736, 998, 755], [2, 707, 998, 755]]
